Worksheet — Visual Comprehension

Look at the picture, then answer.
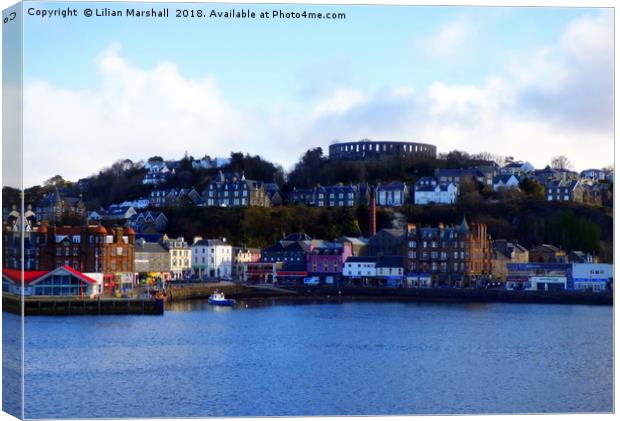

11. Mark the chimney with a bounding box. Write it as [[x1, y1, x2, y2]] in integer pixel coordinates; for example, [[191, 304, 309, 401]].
[[369, 187, 377, 237]]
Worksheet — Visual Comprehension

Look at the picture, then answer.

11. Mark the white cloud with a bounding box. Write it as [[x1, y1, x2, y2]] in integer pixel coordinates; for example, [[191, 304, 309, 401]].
[[413, 17, 475, 60], [23, 46, 256, 186], [312, 88, 368, 117]]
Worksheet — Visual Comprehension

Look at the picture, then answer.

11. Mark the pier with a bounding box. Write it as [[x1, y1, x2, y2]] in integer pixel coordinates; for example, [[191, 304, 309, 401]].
[[2, 294, 165, 316]]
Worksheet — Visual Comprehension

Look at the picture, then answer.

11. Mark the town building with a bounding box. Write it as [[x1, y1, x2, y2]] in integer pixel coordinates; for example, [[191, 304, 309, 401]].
[[529, 244, 568, 264], [375, 256, 405, 286], [2, 266, 101, 298], [35, 189, 86, 223], [202, 171, 270, 208], [572, 263, 613, 292], [232, 246, 261, 281], [506, 263, 572, 291], [492, 175, 521, 192], [343, 256, 378, 285], [162, 236, 192, 280], [288, 184, 362, 207], [134, 238, 171, 284], [403, 218, 493, 287], [491, 240, 529, 281], [191, 238, 232, 279], [580, 169, 606, 182], [258, 233, 314, 285], [306, 242, 352, 285], [543, 179, 583, 202], [369, 228, 406, 257], [434, 168, 486, 186], [127, 211, 168, 233], [413, 177, 458, 205], [376, 182, 409, 207], [499, 161, 535, 176]]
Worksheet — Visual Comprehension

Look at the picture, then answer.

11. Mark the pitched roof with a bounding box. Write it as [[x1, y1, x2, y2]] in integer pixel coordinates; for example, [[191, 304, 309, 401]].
[[2, 266, 97, 285]]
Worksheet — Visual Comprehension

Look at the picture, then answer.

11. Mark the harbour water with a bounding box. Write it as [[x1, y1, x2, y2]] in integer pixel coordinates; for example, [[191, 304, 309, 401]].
[[12, 299, 614, 418]]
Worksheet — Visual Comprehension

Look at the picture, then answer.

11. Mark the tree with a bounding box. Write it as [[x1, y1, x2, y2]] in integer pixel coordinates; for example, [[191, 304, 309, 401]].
[[551, 155, 574, 170], [43, 175, 67, 187], [519, 178, 545, 199]]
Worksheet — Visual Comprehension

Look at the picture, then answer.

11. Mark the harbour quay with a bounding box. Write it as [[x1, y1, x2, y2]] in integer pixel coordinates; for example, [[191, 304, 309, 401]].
[[2, 294, 165, 316]]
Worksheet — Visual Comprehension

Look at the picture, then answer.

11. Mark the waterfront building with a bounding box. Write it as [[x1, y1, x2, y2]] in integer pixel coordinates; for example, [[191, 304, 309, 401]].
[[413, 177, 458, 205], [376, 256, 405, 286], [232, 246, 261, 281], [403, 218, 493, 287], [369, 228, 406, 257], [134, 238, 171, 283], [16, 223, 136, 293], [260, 233, 314, 284], [191, 238, 232, 279], [202, 171, 270, 208], [243, 261, 283, 284], [162, 236, 192, 280], [343, 256, 378, 285], [2, 266, 101, 298], [571, 263, 613, 292], [491, 240, 529, 281], [306, 242, 353, 285], [329, 139, 436, 161], [529, 244, 568, 264], [506, 263, 572, 290]]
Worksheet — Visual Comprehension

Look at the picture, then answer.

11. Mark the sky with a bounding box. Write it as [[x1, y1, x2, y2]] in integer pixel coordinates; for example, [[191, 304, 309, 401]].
[[10, 1, 615, 187]]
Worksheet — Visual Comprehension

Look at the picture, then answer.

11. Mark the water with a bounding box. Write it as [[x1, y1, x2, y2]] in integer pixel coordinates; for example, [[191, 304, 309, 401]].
[[13, 299, 614, 418]]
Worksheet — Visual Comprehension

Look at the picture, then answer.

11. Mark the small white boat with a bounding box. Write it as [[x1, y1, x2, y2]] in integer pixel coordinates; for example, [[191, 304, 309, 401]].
[[208, 290, 236, 306]]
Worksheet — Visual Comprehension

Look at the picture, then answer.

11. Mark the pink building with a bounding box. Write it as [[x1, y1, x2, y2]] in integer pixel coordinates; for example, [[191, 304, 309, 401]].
[[306, 242, 353, 285]]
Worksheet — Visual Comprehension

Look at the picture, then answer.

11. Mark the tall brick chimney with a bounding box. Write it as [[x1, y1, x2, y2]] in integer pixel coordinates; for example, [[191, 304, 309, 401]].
[[369, 187, 377, 237]]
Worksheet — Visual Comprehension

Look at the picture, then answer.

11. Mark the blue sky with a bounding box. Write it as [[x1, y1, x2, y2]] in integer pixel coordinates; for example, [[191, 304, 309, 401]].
[[15, 1, 614, 186]]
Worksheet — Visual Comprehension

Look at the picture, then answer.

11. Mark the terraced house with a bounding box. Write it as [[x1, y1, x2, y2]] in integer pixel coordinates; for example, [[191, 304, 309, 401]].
[[202, 171, 270, 207], [289, 183, 364, 207]]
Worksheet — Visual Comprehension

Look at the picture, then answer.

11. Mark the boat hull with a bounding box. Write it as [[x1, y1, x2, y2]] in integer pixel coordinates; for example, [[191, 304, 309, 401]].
[[208, 298, 236, 306]]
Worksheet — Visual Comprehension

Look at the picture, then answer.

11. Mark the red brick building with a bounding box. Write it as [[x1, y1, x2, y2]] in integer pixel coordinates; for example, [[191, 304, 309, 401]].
[[403, 217, 493, 287]]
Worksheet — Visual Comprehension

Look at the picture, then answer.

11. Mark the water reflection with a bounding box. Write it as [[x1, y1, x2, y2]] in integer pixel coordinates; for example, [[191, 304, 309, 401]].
[[166, 296, 350, 312]]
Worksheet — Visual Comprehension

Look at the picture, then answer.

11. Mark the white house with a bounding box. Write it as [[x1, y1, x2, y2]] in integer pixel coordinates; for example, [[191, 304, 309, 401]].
[[493, 175, 521, 192], [500, 161, 535, 176], [343, 256, 377, 278], [414, 177, 458, 205], [191, 238, 233, 279], [376, 182, 408, 207], [162, 236, 192, 280], [579, 169, 606, 182], [572, 263, 613, 292]]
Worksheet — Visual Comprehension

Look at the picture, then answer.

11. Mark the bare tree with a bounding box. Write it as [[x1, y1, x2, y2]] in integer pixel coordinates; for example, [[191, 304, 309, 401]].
[[551, 155, 574, 170]]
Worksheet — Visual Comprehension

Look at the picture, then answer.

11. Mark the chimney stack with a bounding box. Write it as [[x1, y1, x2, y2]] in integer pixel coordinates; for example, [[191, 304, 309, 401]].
[[369, 187, 377, 237]]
